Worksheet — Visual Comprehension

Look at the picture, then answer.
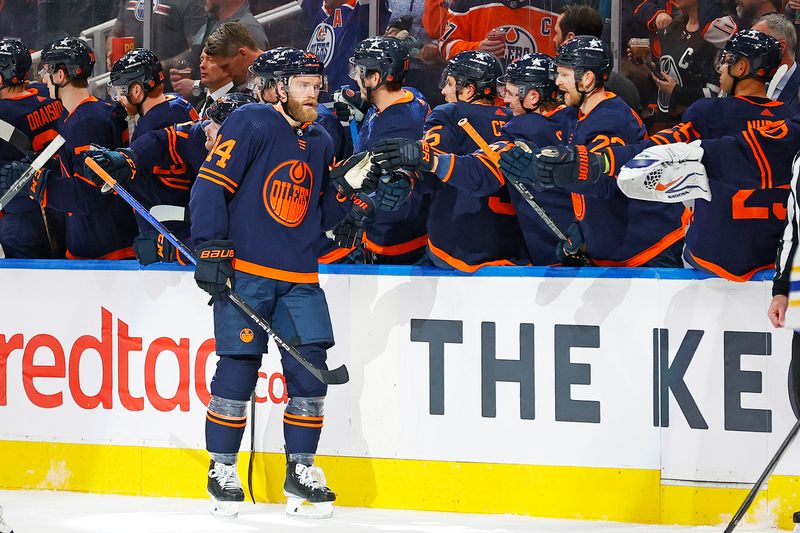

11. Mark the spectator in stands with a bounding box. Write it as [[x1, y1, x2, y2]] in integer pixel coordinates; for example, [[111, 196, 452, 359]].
[[438, 0, 561, 64], [629, 0, 720, 130], [172, 22, 264, 100], [195, 51, 235, 117], [554, 4, 642, 112], [300, 0, 389, 102], [753, 13, 800, 111], [422, 0, 451, 40], [736, 0, 780, 27], [108, 0, 206, 70]]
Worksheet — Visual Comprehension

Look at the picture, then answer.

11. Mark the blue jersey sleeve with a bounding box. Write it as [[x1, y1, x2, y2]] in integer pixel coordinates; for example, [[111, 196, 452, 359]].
[[423, 104, 460, 154]]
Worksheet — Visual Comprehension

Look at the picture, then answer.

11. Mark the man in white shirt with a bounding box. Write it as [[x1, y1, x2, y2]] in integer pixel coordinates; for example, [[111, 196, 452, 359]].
[[196, 51, 235, 118], [753, 13, 800, 112]]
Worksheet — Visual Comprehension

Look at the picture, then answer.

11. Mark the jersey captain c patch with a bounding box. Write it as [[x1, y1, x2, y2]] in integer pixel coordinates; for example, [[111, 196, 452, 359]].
[[263, 160, 314, 227]]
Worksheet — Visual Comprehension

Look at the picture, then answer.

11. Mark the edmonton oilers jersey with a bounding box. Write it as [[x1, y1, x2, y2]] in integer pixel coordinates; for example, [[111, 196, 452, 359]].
[[302, 0, 389, 101], [423, 101, 531, 271], [191, 103, 346, 283]]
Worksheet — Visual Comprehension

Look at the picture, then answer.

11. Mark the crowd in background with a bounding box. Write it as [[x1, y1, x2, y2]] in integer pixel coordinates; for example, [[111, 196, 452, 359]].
[[0, 0, 799, 281]]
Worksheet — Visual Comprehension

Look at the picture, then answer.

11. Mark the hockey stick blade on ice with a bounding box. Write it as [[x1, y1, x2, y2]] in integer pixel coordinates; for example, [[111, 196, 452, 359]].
[[0, 118, 33, 155], [456, 118, 569, 241], [84, 157, 350, 386], [0, 134, 65, 211], [724, 417, 800, 532]]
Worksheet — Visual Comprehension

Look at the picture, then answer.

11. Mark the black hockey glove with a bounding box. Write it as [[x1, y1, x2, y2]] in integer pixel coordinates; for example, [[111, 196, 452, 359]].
[[333, 192, 375, 248], [330, 151, 373, 197], [374, 169, 414, 212], [134, 232, 178, 266], [498, 146, 539, 190], [556, 222, 591, 266], [194, 240, 235, 301], [333, 87, 369, 124], [0, 160, 55, 204], [371, 138, 435, 174], [533, 145, 607, 189], [83, 147, 137, 192]]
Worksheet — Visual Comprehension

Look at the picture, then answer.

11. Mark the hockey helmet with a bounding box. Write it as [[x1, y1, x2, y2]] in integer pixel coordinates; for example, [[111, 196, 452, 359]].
[[497, 53, 558, 101], [40, 37, 95, 80], [109, 48, 165, 98], [207, 92, 257, 125], [555, 35, 613, 82], [715, 29, 781, 80], [440, 50, 503, 100], [246, 47, 293, 93], [0, 39, 32, 87], [349, 36, 410, 84]]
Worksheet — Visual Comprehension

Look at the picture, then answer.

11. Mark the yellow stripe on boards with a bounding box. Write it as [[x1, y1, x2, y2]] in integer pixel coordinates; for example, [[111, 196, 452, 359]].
[[0, 440, 797, 529]]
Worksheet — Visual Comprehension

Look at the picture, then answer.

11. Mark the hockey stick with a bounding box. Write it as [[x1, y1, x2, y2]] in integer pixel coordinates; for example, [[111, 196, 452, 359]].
[[457, 118, 569, 241], [0, 118, 33, 154], [723, 417, 800, 532], [767, 64, 790, 100], [84, 157, 350, 386], [0, 134, 65, 211]]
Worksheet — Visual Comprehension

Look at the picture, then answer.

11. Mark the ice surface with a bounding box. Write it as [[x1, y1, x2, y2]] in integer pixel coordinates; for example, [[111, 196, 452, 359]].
[[0, 490, 777, 533]]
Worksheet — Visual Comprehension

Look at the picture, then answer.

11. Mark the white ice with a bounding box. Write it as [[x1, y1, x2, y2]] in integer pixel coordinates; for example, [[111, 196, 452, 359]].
[[0, 490, 779, 533]]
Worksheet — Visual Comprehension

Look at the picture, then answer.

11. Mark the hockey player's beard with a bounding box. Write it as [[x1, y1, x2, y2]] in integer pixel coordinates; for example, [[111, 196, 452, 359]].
[[285, 95, 319, 124]]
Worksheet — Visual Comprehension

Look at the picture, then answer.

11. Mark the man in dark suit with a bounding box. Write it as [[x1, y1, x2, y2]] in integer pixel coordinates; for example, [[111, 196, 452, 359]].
[[753, 13, 800, 112]]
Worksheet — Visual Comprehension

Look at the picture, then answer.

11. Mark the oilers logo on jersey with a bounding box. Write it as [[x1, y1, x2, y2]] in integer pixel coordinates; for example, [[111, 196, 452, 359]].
[[308, 23, 336, 67], [263, 160, 314, 227], [658, 54, 683, 113]]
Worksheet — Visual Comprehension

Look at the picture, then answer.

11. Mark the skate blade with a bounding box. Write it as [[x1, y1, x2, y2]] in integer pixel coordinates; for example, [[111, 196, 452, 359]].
[[209, 497, 239, 519], [284, 495, 333, 519]]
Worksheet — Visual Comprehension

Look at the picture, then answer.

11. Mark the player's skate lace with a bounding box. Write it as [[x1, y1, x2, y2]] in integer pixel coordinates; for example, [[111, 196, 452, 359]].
[[209, 462, 241, 492], [296, 464, 327, 490]]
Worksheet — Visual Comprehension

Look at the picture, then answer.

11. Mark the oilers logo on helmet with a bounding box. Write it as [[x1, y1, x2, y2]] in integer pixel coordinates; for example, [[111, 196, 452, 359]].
[[263, 160, 314, 227], [308, 23, 336, 67]]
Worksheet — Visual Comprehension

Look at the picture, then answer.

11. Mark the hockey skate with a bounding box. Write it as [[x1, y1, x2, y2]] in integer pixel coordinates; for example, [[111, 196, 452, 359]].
[[284, 462, 336, 519], [207, 460, 245, 518]]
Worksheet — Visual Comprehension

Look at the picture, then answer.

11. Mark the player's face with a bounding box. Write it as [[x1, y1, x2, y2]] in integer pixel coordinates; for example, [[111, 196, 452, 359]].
[[556, 66, 580, 106], [441, 75, 458, 103], [204, 120, 221, 151], [212, 50, 248, 85], [285, 75, 323, 123], [502, 81, 524, 115], [39, 64, 62, 100]]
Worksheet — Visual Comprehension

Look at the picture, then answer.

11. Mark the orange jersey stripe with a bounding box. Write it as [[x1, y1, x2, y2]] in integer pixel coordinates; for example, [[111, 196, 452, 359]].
[[363, 234, 428, 256], [66, 247, 135, 260], [207, 414, 247, 428], [591, 209, 690, 268], [233, 258, 319, 284], [283, 418, 323, 429], [427, 240, 523, 272], [283, 412, 324, 422], [688, 253, 773, 282]]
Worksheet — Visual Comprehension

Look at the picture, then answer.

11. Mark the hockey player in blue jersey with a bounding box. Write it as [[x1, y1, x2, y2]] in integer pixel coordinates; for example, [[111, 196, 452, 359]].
[[82, 93, 257, 265], [190, 50, 348, 519], [371, 53, 580, 266], [499, 36, 689, 268], [301, 0, 389, 101], [330, 36, 431, 264], [419, 50, 530, 271], [0, 37, 138, 260], [508, 30, 797, 281], [108, 48, 199, 141], [0, 39, 63, 258]]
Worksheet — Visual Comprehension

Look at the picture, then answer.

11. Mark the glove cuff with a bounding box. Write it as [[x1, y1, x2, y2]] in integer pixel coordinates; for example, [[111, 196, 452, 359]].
[[196, 239, 235, 262]]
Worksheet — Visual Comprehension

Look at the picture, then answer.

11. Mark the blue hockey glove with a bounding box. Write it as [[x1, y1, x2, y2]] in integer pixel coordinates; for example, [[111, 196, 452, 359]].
[[533, 145, 607, 189], [556, 222, 590, 266], [499, 146, 540, 190], [194, 240, 235, 300], [371, 138, 435, 174], [0, 160, 29, 195], [333, 192, 374, 248], [134, 232, 178, 266], [374, 169, 414, 212], [83, 147, 137, 192]]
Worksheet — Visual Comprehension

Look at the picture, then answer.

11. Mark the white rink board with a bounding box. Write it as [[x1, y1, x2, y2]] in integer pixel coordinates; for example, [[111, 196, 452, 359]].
[[0, 264, 796, 484]]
